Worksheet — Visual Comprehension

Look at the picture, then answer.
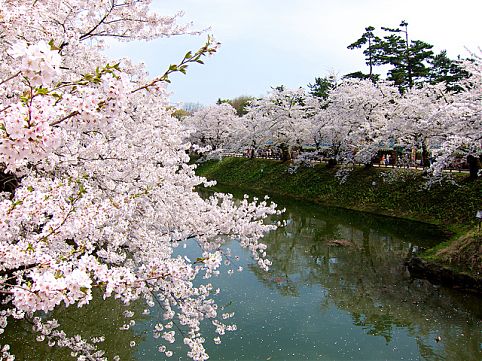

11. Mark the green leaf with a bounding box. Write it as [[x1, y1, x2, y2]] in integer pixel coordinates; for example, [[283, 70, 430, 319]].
[[35, 87, 49, 95], [48, 39, 60, 51], [12, 200, 23, 207], [78, 183, 86, 196]]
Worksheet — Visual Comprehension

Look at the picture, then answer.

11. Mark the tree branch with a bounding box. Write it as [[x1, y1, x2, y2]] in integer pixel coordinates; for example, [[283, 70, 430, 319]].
[[49, 111, 80, 127], [0, 71, 21, 86]]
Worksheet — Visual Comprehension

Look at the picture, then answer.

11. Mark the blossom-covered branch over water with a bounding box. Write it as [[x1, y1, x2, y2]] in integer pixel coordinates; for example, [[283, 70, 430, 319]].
[[0, 1, 281, 360]]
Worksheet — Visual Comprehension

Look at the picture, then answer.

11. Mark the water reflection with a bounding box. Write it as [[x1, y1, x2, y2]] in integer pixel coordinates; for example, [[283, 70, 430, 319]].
[[2, 290, 143, 360], [249, 199, 481, 361], [3, 188, 481, 361]]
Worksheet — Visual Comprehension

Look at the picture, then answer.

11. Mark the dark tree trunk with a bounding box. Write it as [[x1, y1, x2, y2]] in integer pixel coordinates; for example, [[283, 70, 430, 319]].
[[0, 171, 18, 194], [327, 158, 338, 168], [467, 154, 480, 179], [421, 140, 430, 167], [279, 144, 291, 162]]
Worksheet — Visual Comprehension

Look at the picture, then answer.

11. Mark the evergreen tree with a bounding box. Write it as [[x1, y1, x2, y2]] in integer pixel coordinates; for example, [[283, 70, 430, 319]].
[[375, 21, 434, 91], [343, 71, 380, 82], [347, 26, 379, 81], [428, 50, 468, 91], [347, 21, 434, 92], [307, 76, 336, 99]]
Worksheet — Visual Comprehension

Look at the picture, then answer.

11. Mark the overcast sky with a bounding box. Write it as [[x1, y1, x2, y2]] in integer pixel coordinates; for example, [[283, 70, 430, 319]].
[[107, 0, 481, 105]]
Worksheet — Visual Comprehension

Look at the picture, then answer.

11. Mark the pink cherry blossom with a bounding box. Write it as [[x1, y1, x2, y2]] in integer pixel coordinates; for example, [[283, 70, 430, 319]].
[[0, 2, 281, 360]]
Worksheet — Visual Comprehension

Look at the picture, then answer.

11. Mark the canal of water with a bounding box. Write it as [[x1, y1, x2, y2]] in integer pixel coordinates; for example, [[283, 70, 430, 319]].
[[4, 188, 481, 360]]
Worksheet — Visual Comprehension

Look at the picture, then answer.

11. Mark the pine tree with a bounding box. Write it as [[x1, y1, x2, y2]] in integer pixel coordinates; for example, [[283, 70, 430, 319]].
[[307, 76, 336, 99], [348, 21, 434, 91], [428, 50, 468, 91], [347, 26, 379, 81], [376, 21, 434, 90]]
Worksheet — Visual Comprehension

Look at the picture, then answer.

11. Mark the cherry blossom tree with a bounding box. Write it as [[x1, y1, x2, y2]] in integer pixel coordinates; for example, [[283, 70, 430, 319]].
[[0, 1, 281, 360], [381, 51, 481, 179], [243, 87, 318, 161], [310, 79, 398, 167], [387, 82, 454, 168], [210, 59, 479, 183], [185, 102, 239, 156], [428, 52, 482, 178], [236, 110, 267, 158]]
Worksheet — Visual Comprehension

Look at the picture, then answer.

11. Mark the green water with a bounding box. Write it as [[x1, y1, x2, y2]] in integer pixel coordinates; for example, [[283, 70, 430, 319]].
[[3, 191, 481, 360]]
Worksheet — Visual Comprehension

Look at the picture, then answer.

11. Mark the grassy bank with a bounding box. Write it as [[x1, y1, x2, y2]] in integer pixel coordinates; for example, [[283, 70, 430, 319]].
[[196, 157, 481, 277]]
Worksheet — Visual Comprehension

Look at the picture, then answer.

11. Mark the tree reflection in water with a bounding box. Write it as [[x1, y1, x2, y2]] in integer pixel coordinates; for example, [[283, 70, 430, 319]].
[[6, 187, 480, 360], [249, 200, 481, 361], [2, 289, 144, 361]]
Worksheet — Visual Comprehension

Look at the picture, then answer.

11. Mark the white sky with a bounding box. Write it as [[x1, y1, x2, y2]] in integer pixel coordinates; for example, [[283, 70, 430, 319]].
[[106, 0, 481, 105]]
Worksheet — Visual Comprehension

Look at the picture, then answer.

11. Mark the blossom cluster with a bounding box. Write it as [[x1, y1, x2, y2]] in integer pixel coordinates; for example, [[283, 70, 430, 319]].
[[0, 97, 61, 172], [9, 40, 62, 85], [0, 1, 281, 360]]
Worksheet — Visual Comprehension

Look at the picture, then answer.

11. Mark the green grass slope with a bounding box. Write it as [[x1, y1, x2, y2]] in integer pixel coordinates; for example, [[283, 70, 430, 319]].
[[196, 158, 480, 228]]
